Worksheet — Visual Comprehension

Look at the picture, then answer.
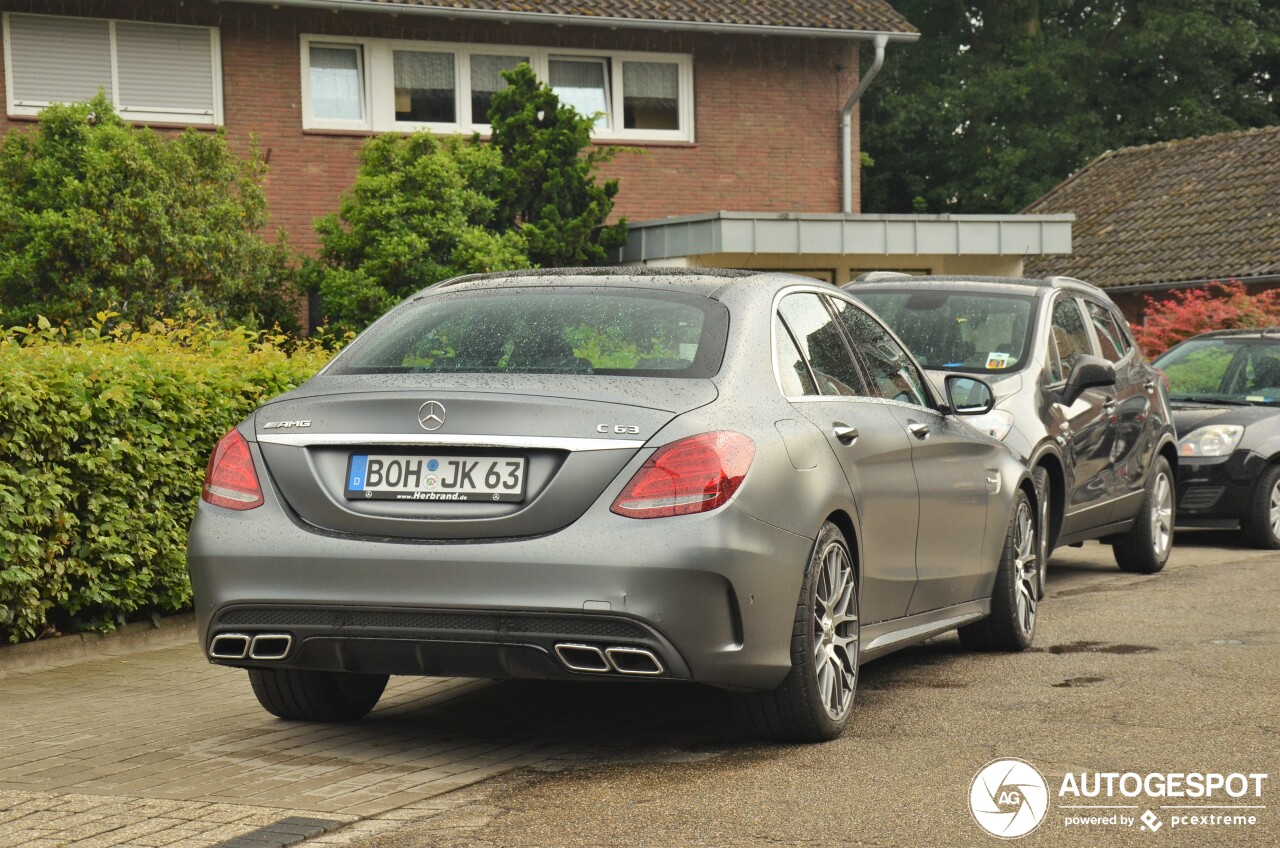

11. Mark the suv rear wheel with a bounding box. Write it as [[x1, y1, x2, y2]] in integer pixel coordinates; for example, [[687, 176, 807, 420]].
[[249, 668, 389, 722], [1112, 457, 1174, 574]]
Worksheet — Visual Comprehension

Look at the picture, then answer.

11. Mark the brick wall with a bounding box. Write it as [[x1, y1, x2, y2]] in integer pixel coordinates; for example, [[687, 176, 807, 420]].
[[0, 0, 863, 254]]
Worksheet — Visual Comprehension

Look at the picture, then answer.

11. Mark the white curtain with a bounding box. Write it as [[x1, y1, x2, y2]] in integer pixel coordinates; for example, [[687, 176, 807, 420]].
[[310, 45, 362, 120], [394, 51, 455, 92]]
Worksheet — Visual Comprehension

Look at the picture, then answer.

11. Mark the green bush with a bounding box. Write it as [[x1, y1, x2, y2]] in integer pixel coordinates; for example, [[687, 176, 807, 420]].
[[0, 94, 300, 332], [0, 315, 331, 643]]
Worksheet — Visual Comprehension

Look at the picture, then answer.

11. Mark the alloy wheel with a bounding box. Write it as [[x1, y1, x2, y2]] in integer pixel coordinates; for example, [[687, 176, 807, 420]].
[[1013, 499, 1038, 638], [813, 541, 858, 721], [1151, 472, 1173, 560], [1268, 479, 1280, 542]]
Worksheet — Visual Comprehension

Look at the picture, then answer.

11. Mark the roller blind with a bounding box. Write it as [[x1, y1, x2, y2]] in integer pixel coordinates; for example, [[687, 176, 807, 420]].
[[623, 62, 678, 99], [393, 51, 454, 91], [7, 14, 112, 104], [471, 54, 528, 94], [115, 22, 217, 114]]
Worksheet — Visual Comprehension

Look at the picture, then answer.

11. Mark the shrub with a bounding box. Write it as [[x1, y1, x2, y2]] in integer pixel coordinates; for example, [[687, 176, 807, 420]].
[[0, 94, 300, 332], [0, 315, 330, 643], [1134, 281, 1280, 357], [310, 64, 628, 333], [309, 135, 528, 334]]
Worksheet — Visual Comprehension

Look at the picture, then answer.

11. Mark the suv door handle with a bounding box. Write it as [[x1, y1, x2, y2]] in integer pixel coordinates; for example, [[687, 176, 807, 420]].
[[832, 423, 859, 445], [1144, 380, 1157, 394], [1103, 398, 1117, 414], [907, 422, 930, 440]]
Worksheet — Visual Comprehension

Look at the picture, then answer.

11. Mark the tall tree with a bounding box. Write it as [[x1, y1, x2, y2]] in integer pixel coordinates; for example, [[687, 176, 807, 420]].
[[862, 0, 1280, 214]]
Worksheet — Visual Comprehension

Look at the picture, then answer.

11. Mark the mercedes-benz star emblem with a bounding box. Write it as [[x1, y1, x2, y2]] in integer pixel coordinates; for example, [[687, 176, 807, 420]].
[[417, 401, 447, 431]]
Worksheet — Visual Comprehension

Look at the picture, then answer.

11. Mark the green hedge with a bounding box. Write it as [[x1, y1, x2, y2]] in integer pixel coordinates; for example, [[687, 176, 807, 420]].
[[0, 317, 331, 643]]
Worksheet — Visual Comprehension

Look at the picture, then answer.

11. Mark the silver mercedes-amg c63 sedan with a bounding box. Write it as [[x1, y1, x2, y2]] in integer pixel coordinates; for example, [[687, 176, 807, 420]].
[[188, 268, 1039, 742]]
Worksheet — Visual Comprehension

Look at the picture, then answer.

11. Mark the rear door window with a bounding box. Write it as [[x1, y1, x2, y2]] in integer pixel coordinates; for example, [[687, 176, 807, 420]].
[[1084, 300, 1131, 363], [777, 293, 867, 396], [829, 298, 929, 406]]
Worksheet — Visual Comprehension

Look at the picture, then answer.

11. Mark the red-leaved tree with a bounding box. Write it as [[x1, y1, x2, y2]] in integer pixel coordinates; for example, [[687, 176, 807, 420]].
[[1133, 281, 1280, 358]]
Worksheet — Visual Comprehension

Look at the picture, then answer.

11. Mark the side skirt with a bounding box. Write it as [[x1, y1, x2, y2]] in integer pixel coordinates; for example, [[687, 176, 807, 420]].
[[858, 599, 990, 664]]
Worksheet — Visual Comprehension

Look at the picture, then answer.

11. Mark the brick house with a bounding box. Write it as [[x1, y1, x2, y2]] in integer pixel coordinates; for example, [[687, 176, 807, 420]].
[[0, 0, 1072, 285], [1025, 126, 1280, 324]]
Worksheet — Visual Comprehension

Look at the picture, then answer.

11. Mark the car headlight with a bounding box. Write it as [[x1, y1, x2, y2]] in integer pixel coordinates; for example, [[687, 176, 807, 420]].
[[965, 409, 1015, 440], [1178, 424, 1244, 457]]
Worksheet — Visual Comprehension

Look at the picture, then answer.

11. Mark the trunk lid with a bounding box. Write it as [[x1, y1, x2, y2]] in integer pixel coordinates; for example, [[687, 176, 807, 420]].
[[252, 375, 716, 540]]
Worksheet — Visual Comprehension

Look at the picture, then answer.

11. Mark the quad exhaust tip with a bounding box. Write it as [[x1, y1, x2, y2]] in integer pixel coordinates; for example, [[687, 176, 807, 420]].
[[209, 633, 251, 660], [554, 643, 665, 676], [248, 633, 293, 661], [554, 643, 611, 673]]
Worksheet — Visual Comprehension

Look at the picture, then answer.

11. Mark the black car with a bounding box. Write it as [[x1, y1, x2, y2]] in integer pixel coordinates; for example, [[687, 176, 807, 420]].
[[1153, 328, 1280, 548], [846, 274, 1179, 577]]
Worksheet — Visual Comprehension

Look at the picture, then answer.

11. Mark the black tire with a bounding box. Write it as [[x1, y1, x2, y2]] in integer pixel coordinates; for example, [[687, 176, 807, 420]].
[[1112, 456, 1174, 574], [735, 522, 859, 743], [1031, 466, 1051, 600], [1241, 464, 1280, 549], [958, 487, 1038, 652], [248, 668, 388, 722]]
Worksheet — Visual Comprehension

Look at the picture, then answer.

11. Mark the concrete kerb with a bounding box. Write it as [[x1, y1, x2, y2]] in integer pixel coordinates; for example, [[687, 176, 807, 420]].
[[0, 613, 198, 675]]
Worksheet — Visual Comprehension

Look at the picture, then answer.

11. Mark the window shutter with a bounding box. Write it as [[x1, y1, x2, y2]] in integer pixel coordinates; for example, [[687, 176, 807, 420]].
[[115, 22, 216, 115], [7, 14, 112, 104]]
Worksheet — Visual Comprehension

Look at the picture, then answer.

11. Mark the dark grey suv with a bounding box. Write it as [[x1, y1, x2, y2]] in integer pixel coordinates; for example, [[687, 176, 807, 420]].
[[848, 274, 1178, 577]]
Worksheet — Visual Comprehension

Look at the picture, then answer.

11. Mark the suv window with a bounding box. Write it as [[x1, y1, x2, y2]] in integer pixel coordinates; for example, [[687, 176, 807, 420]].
[[1049, 297, 1093, 383], [774, 315, 819, 397], [830, 298, 928, 406], [1085, 300, 1130, 363], [777, 293, 865, 396]]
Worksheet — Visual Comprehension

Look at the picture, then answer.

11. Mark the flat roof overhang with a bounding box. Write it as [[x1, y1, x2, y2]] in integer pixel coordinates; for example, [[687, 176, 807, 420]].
[[614, 212, 1076, 263]]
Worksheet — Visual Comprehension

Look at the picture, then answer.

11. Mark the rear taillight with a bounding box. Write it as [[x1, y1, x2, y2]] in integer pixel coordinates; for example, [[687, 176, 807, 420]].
[[202, 429, 264, 510], [610, 432, 754, 519]]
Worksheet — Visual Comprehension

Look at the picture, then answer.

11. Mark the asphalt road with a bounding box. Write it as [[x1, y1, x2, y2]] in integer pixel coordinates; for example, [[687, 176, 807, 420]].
[[333, 532, 1279, 848]]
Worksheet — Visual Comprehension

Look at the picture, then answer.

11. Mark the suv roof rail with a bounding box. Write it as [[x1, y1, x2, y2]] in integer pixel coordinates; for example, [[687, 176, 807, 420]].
[[851, 271, 914, 283], [1042, 275, 1104, 292]]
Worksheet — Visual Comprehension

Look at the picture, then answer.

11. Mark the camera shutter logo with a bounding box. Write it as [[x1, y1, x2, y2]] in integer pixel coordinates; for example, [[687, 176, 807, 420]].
[[970, 759, 1050, 839], [418, 401, 447, 431]]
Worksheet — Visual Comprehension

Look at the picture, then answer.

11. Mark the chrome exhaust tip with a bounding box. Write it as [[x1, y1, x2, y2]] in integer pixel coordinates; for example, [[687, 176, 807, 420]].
[[209, 633, 251, 660], [248, 633, 293, 661], [605, 647, 665, 676], [554, 643, 610, 673]]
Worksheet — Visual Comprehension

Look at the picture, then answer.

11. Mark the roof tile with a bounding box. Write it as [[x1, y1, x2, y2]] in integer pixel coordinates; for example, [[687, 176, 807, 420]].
[[1024, 126, 1280, 289], [349, 0, 916, 33]]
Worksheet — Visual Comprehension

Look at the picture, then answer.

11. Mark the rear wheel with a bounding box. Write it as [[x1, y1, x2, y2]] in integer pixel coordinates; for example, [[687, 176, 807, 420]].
[[1241, 464, 1280, 549], [959, 488, 1037, 652], [1112, 456, 1174, 573], [736, 522, 859, 742], [248, 668, 388, 722], [1032, 466, 1051, 600]]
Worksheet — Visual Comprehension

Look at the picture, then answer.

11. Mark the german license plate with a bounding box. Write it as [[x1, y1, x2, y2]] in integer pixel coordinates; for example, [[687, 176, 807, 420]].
[[345, 454, 526, 502]]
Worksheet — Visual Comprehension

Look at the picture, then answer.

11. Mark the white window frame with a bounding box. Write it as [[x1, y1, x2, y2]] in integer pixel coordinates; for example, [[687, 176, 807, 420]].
[[2, 12, 223, 126], [299, 34, 694, 142]]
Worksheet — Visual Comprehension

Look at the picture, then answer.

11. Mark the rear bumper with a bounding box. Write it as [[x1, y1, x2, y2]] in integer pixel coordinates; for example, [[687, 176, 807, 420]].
[[1174, 450, 1265, 526], [186, 499, 813, 691]]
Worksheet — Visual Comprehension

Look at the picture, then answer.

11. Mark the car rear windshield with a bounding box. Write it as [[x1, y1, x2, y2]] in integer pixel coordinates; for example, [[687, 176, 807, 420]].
[[329, 287, 729, 378], [856, 289, 1037, 373], [1156, 338, 1280, 404]]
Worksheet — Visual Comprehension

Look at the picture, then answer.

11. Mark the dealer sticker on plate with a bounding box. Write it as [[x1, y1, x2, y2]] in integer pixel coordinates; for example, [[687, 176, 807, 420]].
[[345, 454, 526, 502]]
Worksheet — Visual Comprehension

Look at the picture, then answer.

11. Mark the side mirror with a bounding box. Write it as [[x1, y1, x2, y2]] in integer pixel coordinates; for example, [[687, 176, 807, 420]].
[[945, 374, 995, 415], [1060, 355, 1117, 406]]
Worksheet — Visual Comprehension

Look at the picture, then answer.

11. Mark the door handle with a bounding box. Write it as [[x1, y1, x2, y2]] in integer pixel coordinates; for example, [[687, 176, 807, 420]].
[[1103, 399, 1117, 414], [1144, 380, 1157, 394], [907, 422, 930, 440], [832, 423, 859, 445]]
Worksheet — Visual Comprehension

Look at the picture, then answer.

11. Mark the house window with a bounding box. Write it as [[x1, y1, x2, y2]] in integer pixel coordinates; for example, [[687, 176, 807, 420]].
[[470, 54, 528, 125], [549, 57, 610, 129], [3, 12, 223, 125], [300, 35, 692, 141], [309, 44, 365, 122], [393, 50, 455, 124]]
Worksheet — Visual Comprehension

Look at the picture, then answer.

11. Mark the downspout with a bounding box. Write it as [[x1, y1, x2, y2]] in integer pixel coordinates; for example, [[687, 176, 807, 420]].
[[842, 34, 889, 214]]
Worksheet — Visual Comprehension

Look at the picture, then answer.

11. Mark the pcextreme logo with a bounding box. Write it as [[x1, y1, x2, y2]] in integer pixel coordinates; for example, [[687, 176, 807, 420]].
[[970, 759, 1270, 839]]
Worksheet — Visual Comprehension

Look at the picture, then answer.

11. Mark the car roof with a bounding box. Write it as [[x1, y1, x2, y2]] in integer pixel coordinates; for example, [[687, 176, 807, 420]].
[[419, 266, 821, 299], [1178, 328, 1280, 341], [846, 274, 1106, 298]]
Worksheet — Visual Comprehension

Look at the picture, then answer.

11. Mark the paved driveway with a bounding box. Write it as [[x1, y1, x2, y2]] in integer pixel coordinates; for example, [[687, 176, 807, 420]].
[[1, 532, 1276, 847]]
